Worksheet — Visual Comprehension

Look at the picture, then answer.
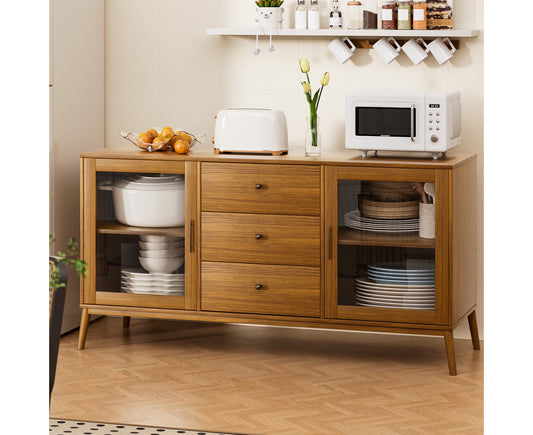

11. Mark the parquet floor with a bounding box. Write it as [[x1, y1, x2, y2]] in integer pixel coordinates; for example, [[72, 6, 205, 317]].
[[50, 317, 483, 435]]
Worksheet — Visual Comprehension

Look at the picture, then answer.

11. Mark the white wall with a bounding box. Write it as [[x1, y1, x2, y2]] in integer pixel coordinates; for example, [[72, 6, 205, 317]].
[[104, 0, 484, 339], [50, 0, 104, 332]]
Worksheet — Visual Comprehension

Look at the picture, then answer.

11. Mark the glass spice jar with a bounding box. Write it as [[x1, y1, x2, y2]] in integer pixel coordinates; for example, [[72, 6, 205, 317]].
[[346, 1, 362, 29], [397, 0, 412, 30], [412, 0, 426, 30], [362, 0, 378, 29], [381, 1, 397, 30]]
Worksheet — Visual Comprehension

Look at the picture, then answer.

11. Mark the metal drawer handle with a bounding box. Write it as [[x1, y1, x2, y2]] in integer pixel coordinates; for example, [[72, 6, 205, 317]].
[[255, 183, 263, 190], [255, 284, 263, 290], [255, 233, 263, 240]]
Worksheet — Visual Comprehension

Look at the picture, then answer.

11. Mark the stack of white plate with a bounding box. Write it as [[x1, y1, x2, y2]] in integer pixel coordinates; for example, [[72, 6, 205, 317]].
[[138, 235, 185, 274], [121, 268, 185, 296], [355, 260, 435, 310], [344, 210, 419, 233]]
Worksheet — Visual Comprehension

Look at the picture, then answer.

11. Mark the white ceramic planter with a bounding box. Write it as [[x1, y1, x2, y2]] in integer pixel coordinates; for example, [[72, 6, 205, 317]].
[[256, 7, 284, 30]]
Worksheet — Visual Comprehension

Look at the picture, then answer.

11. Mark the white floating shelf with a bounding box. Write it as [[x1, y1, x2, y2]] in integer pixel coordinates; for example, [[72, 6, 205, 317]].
[[206, 28, 479, 38]]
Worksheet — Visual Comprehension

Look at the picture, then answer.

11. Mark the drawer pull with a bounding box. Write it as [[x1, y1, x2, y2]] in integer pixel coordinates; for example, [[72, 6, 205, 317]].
[[255, 284, 263, 290], [255, 233, 263, 240], [255, 183, 263, 190]]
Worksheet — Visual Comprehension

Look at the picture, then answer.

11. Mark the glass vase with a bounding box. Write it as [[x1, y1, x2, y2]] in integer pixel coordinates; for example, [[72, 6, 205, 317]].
[[305, 115, 321, 157]]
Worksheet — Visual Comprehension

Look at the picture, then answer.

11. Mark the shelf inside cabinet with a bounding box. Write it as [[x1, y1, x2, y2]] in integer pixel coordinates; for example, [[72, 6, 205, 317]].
[[97, 221, 185, 237], [338, 227, 435, 249]]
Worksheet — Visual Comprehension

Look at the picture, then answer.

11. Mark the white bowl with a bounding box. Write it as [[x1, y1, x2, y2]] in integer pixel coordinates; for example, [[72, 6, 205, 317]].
[[139, 256, 184, 274], [139, 247, 185, 258], [139, 240, 184, 251], [139, 235, 184, 243]]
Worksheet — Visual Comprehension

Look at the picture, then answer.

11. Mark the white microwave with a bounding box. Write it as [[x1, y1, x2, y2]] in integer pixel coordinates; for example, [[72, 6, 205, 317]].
[[345, 90, 461, 159]]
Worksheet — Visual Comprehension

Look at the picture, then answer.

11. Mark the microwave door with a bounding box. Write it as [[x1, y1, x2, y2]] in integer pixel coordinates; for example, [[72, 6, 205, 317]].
[[352, 103, 424, 151]]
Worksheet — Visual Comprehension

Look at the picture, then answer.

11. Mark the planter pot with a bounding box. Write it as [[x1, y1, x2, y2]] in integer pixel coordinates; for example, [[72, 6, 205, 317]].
[[256, 7, 284, 30]]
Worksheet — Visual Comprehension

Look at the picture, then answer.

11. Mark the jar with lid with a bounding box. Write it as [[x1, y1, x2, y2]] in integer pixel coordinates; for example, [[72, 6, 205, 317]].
[[397, 0, 412, 30], [362, 0, 378, 29], [308, 0, 321, 29], [381, 1, 397, 30], [346, 1, 362, 29], [295, 0, 308, 29], [412, 0, 426, 29]]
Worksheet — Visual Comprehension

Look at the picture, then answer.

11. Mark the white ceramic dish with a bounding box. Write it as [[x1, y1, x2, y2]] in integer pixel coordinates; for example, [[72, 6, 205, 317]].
[[355, 299, 435, 310], [139, 247, 185, 258], [121, 268, 184, 281], [121, 288, 185, 296], [355, 277, 434, 290], [139, 256, 184, 274], [138, 240, 184, 251], [139, 235, 184, 243], [121, 280, 184, 290], [113, 174, 185, 227], [355, 287, 435, 304]]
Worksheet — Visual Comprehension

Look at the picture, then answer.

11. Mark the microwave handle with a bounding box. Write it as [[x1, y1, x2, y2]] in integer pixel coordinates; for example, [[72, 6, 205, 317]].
[[410, 105, 415, 142]]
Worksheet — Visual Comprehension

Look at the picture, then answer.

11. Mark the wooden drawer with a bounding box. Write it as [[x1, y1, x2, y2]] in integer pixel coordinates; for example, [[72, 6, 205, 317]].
[[201, 262, 320, 317], [201, 162, 320, 215], [201, 212, 320, 266]]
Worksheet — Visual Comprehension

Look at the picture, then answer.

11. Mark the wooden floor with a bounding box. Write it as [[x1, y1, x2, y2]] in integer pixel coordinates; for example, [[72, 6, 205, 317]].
[[50, 317, 483, 435]]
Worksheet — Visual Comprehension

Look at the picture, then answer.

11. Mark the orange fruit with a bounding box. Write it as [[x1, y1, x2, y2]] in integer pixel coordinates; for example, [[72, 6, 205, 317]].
[[147, 128, 158, 139], [173, 140, 190, 154], [160, 126, 174, 140], [138, 131, 153, 144], [175, 131, 192, 144], [152, 136, 165, 144]]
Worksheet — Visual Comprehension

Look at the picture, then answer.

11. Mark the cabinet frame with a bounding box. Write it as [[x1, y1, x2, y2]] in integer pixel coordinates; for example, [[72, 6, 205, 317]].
[[78, 158, 199, 349], [77, 148, 480, 375], [324, 165, 450, 325]]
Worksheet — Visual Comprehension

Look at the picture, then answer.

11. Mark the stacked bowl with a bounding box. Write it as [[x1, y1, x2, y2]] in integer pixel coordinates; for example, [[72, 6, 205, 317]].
[[138, 235, 185, 274]]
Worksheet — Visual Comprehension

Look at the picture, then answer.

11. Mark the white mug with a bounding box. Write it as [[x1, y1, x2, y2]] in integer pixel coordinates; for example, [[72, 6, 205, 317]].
[[328, 37, 356, 64], [427, 37, 456, 65], [402, 38, 429, 65], [373, 37, 401, 64]]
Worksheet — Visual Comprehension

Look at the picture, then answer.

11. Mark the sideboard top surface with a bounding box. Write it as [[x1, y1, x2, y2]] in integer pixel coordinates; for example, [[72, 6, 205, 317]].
[[81, 145, 476, 169]]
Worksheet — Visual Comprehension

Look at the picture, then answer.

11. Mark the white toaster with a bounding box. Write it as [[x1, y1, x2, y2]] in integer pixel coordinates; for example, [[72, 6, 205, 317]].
[[214, 108, 288, 155]]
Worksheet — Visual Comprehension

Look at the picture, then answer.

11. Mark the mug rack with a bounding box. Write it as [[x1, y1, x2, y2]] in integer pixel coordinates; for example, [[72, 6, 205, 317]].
[[348, 38, 459, 49]]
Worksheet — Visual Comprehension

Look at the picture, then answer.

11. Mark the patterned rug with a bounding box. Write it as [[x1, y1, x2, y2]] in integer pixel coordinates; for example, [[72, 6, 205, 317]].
[[49, 419, 246, 435]]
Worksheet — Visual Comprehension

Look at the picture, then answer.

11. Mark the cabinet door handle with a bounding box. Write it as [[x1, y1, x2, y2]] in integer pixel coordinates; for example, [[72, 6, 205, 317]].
[[255, 233, 263, 240], [410, 104, 415, 142], [255, 284, 263, 290], [189, 220, 195, 253], [328, 226, 332, 260], [255, 183, 263, 190]]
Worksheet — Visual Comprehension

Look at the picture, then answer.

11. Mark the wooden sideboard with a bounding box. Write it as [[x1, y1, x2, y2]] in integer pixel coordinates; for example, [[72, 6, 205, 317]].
[[78, 146, 480, 375]]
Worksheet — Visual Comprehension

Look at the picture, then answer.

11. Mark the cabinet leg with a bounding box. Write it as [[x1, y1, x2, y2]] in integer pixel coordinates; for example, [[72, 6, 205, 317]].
[[77, 308, 90, 350], [123, 316, 131, 328], [444, 331, 457, 376], [468, 310, 481, 350]]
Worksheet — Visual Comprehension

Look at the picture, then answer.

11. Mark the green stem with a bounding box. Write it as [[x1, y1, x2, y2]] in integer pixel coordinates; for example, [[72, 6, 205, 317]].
[[316, 85, 324, 110], [309, 105, 318, 148]]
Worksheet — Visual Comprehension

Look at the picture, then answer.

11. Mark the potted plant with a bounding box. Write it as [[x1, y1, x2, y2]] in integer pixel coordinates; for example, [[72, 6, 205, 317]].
[[49, 234, 87, 398], [255, 0, 285, 31]]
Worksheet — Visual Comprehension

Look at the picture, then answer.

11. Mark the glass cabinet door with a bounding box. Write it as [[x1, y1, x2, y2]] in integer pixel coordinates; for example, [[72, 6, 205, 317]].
[[325, 166, 448, 325], [82, 159, 197, 311]]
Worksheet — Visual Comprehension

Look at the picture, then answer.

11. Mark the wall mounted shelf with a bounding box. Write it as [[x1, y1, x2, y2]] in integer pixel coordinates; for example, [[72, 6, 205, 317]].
[[206, 28, 479, 39]]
